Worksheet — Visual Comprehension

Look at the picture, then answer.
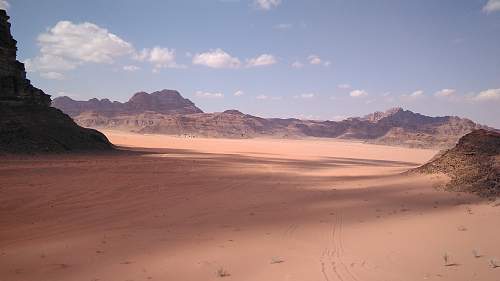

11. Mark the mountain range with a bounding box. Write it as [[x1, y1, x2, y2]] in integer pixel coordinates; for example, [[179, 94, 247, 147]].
[[52, 89, 493, 148]]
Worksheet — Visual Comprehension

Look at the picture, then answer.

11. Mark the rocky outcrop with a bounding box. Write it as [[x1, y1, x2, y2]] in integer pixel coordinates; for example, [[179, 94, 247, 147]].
[[0, 9, 112, 153], [52, 89, 203, 117], [0, 106, 113, 152], [0, 10, 50, 107], [414, 130, 500, 197]]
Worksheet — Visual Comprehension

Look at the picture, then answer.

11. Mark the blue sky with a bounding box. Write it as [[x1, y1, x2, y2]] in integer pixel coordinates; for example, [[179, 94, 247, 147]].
[[3, 0, 500, 127]]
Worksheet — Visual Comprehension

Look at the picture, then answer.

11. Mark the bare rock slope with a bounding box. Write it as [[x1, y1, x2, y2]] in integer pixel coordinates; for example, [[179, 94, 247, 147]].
[[415, 129, 500, 197], [0, 9, 112, 153], [52, 90, 203, 116], [54, 86, 489, 148]]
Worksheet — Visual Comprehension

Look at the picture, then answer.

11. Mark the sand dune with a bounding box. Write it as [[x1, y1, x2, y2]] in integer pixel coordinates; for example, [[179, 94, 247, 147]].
[[1, 131, 499, 281]]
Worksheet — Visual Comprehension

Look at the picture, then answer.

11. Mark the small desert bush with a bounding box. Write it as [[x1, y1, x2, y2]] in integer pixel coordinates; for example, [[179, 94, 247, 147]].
[[472, 249, 482, 258], [216, 267, 230, 278], [443, 253, 450, 266], [270, 257, 284, 264], [442, 252, 457, 266]]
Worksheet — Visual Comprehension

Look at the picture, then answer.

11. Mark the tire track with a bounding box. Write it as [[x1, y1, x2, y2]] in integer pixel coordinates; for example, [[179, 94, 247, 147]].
[[319, 214, 360, 281], [283, 224, 299, 238]]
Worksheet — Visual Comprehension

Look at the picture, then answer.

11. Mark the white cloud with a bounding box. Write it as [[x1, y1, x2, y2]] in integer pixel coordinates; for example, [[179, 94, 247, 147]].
[[134, 47, 182, 69], [274, 23, 292, 30], [256, 94, 282, 100], [349, 90, 368, 98], [401, 90, 425, 101], [295, 93, 315, 99], [483, 0, 500, 13], [291, 61, 303, 68], [40, 72, 65, 80], [195, 91, 224, 98], [434, 88, 456, 98], [25, 54, 78, 73], [26, 21, 133, 73], [337, 84, 351, 89], [233, 90, 244, 96], [308, 55, 330, 66], [254, 0, 282, 10], [192, 49, 241, 69], [246, 54, 277, 67], [0, 0, 10, 10], [123, 65, 140, 72], [473, 88, 500, 101], [308, 54, 322, 65], [331, 115, 347, 121], [409, 90, 424, 98]]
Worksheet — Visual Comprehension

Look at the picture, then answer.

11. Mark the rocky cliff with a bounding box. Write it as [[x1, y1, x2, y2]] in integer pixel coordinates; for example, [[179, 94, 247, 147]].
[[53, 90, 490, 148], [0, 9, 113, 153], [0, 10, 50, 107], [415, 129, 500, 197], [52, 90, 203, 117]]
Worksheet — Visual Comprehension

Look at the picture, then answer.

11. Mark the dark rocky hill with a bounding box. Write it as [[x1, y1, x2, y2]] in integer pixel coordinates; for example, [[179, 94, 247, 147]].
[[0, 9, 112, 153], [414, 129, 500, 197], [52, 89, 203, 117]]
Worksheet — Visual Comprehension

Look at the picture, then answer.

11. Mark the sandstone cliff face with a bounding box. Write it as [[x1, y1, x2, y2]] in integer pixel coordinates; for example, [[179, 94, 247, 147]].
[[0, 10, 50, 107], [59, 95, 489, 149], [52, 89, 203, 117], [415, 129, 500, 197], [0, 9, 112, 153]]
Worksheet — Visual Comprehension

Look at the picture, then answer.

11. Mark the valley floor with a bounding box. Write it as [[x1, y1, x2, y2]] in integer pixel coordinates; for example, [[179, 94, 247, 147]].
[[1, 131, 499, 281]]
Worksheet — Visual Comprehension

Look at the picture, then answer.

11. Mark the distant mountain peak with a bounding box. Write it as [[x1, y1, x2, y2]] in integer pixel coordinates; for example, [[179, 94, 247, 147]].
[[223, 109, 244, 115], [361, 107, 405, 123], [52, 89, 203, 116]]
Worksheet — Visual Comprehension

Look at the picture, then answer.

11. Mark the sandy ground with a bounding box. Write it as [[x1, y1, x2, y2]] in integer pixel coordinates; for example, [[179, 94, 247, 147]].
[[1, 130, 499, 281]]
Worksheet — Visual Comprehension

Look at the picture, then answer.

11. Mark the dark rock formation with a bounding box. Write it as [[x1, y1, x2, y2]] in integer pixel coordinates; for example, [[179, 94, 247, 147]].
[[127, 90, 202, 114], [0, 106, 113, 152], [415, 129, 500, 197], [0, 10, 50, 107], [52, 89, 203, 117], [0, 9, 113, 153]]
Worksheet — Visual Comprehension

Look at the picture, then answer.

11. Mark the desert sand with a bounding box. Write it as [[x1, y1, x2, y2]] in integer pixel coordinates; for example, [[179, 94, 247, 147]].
[[1, 130, 499, 281]]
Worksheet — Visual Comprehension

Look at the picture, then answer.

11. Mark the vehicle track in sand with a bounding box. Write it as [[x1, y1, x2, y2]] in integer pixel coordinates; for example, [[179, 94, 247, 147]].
[[320, 214, 360, 281]]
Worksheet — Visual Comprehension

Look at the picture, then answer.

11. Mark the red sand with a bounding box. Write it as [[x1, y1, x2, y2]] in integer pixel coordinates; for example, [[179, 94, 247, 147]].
[[1, 131, 499, 281]]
